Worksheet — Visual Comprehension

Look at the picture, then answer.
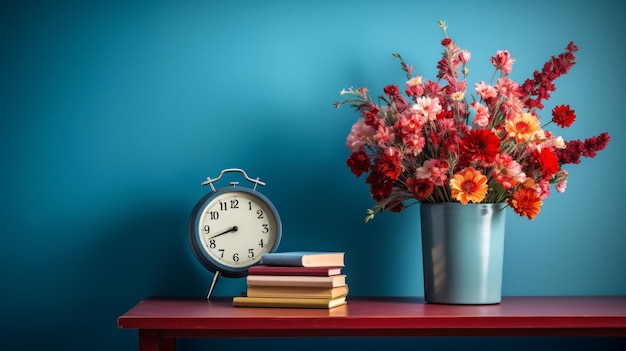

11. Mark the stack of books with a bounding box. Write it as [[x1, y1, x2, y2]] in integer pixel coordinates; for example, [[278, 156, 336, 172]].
[[233, 252, 347, 309]]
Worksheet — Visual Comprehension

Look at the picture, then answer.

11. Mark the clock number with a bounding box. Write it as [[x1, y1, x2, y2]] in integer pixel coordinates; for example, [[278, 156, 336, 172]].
[[258, 239, 264, 248], [203, 225, 210, 234], [248, 249, 254, 258], [209, 239, 216, 249], [210, 211, 219, 220], [248, 201, 252, 210], [220, 200, 239, 211], [233, 253, 239, 262], [218, 249, 225, 258], [256, 209, 264, 219], [261, 224, 269, 233]]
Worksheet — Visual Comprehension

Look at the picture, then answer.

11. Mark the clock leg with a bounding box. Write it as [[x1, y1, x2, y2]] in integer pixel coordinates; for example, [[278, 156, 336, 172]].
[[206, 271, 221, 300]]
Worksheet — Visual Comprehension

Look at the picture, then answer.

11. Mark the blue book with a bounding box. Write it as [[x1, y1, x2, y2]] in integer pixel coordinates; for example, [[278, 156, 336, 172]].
[[260, 252, 345, 267]]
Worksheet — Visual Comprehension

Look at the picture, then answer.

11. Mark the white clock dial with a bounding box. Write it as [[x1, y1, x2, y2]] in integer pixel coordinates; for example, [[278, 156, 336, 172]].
[[196, 190, 279, 269]]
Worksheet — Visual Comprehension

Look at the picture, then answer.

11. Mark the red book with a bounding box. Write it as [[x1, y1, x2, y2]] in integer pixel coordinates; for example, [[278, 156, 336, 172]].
[[248, 265, 342, 277]]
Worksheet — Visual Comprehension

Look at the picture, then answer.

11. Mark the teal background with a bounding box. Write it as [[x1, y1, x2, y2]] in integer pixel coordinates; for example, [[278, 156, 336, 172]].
[[1, 0, 624, 350]]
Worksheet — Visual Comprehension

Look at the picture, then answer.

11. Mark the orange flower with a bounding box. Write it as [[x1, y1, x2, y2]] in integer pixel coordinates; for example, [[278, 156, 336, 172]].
[[450, 167, 488, 204], [520, 177, 537, 189], [509, 187, 543, 220], [505, 112, 541, 142]]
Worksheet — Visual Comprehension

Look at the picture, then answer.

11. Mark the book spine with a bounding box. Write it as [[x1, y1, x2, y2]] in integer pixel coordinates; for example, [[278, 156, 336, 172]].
[[246, 275, 346, 288], [247, 266, 342, 276], [246, 286, 348, 299], [233, 297, 346, 309], [260, 254, 304, 267]]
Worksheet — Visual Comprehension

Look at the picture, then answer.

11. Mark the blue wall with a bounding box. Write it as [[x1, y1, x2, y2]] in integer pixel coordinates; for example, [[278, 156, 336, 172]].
[[1, 1, 624, 350]]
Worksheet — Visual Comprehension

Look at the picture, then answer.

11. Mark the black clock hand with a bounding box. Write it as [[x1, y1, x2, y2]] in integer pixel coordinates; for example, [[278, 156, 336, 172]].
[[208, 226, 238, 239]]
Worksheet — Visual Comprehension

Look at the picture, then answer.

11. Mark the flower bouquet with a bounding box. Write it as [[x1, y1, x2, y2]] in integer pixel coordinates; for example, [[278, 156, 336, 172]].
[[335, 21, 610, 222]]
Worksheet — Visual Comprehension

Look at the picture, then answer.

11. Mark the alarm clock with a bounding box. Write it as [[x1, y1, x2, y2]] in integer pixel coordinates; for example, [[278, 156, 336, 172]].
[[188, 168, 282, 299]]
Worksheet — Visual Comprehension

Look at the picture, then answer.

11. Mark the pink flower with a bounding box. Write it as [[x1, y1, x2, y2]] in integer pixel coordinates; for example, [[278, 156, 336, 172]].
[[373, 124, 391, 148], [491, 50, 515, 74], [470, 101, 490, 127], [556, 179, 567, 193], [457, 49, 471, 65], [412, 96, 442, 121], [346, 119, 375, 153], [394, 114, 426, 156], [538, 179, 551, 200], [475, 81, 497, 100], [416, 159, 448, 186], [496, 77, 522, 99], [423, 80, 444, 99], [493, 154, 526, 190], [395, 113, 423, 136], [403, 134, 426, 156]]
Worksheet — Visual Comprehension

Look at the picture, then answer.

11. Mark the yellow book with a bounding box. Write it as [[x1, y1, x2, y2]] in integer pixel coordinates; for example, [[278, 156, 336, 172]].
[[246, 285, 348, 299], [233, 296, 347, 309]]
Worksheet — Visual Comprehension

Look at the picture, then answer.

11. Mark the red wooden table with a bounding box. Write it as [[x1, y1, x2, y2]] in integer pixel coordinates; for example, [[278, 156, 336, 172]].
[[118, 296, 626, 351]]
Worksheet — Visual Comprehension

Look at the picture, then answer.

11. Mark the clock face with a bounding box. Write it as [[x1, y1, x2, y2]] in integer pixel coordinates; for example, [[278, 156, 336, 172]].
[[189, 187, 281, 277]]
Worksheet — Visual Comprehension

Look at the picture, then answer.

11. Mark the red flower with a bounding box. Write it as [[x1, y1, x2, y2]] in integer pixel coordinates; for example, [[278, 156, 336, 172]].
[[556, 132, 611, 164], [436, 109, 453, 120], [583, 132, 611, 158], [389, 202, 405, 212], [436, 57, 454, 81], [366, 172, 393, 202], [347, 151, 370, 177], [383, 84, 400, 97], [532, 149, 560, 178], [459, 129, 501, 165], [405, 84, 423, 97], [374, 152, 403, 180], [383, 84, 410, 112], [441, 38, 452, 46], [522, 42, 578, 109], [406, 178, 434, 200], [551, 104, 576, 128]]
